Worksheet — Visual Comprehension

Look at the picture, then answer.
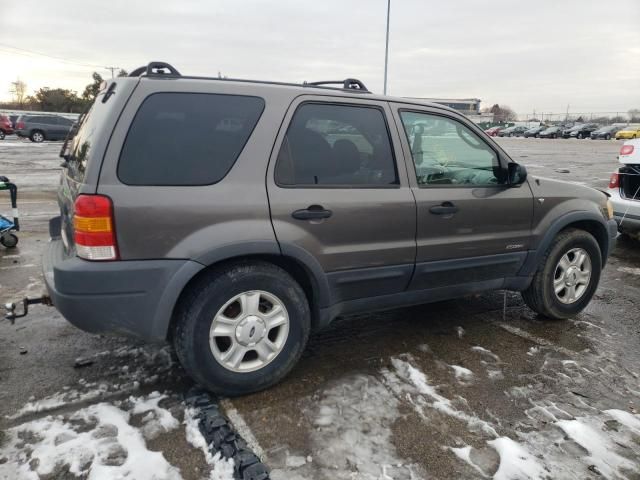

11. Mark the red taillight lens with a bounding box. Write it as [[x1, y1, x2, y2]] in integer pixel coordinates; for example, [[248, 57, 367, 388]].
[[620, 145, 635, 156], [16, 121, 24, 129], [609, 172, 620, 189], [73, 194, 118, 260]]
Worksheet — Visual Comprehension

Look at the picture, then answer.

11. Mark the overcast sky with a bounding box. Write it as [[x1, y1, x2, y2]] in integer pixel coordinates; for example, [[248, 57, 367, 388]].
[[1, 0, 639, 116]]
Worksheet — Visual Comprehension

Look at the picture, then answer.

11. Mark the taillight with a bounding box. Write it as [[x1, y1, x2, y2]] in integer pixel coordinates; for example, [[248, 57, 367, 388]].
[[609, 172, 620, 189], [16, 121, 24, 129], [620, 144, 635, 156], [73, 194, 118, 261]]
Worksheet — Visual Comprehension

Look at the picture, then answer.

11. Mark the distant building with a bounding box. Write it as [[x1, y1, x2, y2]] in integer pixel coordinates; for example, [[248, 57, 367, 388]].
[[407, 97, 482, 115]]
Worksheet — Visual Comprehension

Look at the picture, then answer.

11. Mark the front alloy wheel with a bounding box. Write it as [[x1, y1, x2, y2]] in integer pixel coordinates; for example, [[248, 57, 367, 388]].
[[553, 248, 591, 304], [209, 290, 289, 373]]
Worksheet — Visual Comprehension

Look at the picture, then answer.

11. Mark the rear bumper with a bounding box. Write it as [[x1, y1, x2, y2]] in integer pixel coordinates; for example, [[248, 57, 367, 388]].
[[611, 192, 640, 232], [43, 238, 203, 341]]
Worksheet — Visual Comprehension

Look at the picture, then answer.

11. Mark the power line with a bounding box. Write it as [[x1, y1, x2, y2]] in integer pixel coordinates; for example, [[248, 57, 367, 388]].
[[0, 43, 119, 72]]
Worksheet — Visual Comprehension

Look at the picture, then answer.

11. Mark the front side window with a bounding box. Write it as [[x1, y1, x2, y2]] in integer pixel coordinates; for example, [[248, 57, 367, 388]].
[[400, 111, 503, 187], [275, 103, 398, 187], [118, 93, 264, 186]]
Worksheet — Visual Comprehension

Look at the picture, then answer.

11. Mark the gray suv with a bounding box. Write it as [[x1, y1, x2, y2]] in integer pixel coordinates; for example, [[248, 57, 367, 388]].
[[15, 114, 75, 142], [35, 62, 617, 396]]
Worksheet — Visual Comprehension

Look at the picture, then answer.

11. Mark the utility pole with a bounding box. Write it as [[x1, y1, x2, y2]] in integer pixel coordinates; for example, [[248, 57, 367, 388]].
[[383, 0, 391, 95], [105, 66, 118, 78], [565, 104, 570, 122]]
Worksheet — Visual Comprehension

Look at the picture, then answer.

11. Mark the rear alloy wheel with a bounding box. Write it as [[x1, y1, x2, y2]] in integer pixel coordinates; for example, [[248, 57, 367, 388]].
[[30, 131, 44, 143], [173, 261, 311, 396], [605, 134, 611, 140], [0, 130, 5, 140], [522, 228, 601, 319], [577, 133, 583, 139]]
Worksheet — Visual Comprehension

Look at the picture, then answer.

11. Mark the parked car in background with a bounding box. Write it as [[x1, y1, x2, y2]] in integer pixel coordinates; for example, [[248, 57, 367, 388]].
[[539, 126, 563, 139], [568, 123, 599, 139], [591, 125, 621, 140], [561, 124, 583, 138], [609, 139, 640, 236], [484, 126, 501, 137], [14, 114, 75, 142], [0, 115, 14, 140], [523, 126, 546, 138], [498, 126, 528, 137], [10, 61, 616, 396], [615, 126, 640, 140]]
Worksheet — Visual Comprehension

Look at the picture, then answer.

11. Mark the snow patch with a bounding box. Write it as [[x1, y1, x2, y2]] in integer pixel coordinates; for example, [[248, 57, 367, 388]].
[[488, 437, 547, 480], [449, 446, 489, 477], [471, 346, 500, 362], [450, 365, 473, 380], [557, 416, 637, 478], [386, 356, 498, 438], [617, 266, 640, 276], [0, 394, 181, 480]]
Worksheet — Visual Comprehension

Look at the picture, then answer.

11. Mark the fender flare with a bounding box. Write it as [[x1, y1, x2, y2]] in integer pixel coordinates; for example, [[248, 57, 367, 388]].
[[518, 210, 609, 276], [195, 240, 331, 307]]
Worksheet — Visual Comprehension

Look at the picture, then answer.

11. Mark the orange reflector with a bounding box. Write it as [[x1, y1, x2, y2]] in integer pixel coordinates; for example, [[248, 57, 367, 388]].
[[74, 215, 112, 233]]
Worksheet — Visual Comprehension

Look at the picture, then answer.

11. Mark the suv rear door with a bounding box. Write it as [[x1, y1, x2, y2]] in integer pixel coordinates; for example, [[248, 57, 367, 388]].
[[391, 104, 534, 291], [267, 96, 416, 305]]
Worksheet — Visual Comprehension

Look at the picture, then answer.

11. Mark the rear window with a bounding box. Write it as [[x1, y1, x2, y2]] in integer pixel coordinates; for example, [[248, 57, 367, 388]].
[[118, 93, 264, 186]]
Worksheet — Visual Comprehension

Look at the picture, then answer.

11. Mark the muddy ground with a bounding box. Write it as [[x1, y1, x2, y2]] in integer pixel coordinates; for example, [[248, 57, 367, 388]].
[[1, 137, 639, 479]]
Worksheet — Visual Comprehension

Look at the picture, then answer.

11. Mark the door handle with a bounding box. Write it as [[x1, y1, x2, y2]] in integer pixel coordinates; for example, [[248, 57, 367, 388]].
[[429, 202, 458, 215], [292, 205, 333, 220]]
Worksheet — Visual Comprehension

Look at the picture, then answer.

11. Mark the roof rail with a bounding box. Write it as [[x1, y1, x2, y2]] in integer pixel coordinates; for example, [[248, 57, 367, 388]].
[[304, 78, 369, 92], [129, 62, 181, 77]]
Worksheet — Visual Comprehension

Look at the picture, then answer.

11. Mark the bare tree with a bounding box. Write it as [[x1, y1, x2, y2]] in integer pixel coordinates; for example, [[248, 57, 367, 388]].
[[9, 79, 27, 108], [488, 104, 517, 123]]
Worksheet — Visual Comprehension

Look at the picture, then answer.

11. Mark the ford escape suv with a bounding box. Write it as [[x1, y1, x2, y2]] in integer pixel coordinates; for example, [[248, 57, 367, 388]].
[[36, 62, 616, 396]]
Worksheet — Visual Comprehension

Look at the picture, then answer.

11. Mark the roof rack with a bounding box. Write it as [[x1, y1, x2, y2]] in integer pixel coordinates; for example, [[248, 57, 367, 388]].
[[129, 61, 181, 77], [304, 78, 369, 92], [129, 61, 370, 93]]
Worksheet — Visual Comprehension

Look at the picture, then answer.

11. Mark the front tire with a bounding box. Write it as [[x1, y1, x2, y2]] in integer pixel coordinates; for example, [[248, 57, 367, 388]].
[[522, 229, 601, 319], [0, 130, 5, 140], [173, 261, 311, 396]]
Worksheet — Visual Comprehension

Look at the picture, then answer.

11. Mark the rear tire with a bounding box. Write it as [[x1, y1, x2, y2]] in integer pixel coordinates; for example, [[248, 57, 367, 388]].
[[522, 228, 601, 319], [605, 134, 611, 140], [30, 130, 44, 143], [0, 130, 5, 140], [173, 261, 311, 396], [0, 233, 18, 248]]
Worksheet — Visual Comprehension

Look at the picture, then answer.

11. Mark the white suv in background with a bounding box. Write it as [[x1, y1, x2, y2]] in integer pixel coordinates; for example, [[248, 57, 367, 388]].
[[609, 139, 640, 236]]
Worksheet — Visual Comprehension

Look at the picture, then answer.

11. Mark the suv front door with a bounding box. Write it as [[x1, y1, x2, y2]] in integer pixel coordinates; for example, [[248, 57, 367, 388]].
[[392, 105, 534, 291], [267, 97, 416, 305]]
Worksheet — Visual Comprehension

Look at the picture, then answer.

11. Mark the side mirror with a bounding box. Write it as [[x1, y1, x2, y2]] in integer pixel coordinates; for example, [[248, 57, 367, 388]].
[[508, 162, 527, 186]]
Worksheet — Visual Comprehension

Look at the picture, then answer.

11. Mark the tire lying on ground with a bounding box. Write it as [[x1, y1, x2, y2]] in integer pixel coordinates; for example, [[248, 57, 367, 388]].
[[173, 261, 311, 396], [522, 228, 601, 320]]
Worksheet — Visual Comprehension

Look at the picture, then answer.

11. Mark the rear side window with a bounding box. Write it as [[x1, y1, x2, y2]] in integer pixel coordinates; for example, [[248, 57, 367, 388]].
[[118, 93, 264, 186], [275, 103, 398, 187]]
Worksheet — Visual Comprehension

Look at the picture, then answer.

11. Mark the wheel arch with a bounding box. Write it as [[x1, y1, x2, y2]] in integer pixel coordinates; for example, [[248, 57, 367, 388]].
[[519, 211, 611, 276], [165, 244, 331, 340]]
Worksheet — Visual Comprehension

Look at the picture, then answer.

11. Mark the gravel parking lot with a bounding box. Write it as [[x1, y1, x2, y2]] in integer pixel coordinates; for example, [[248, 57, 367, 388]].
[[1, 137, 639, 479]]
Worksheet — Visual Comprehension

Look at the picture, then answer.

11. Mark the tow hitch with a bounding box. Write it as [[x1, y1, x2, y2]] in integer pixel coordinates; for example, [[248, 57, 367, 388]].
[[5, 295, 52, 324]]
